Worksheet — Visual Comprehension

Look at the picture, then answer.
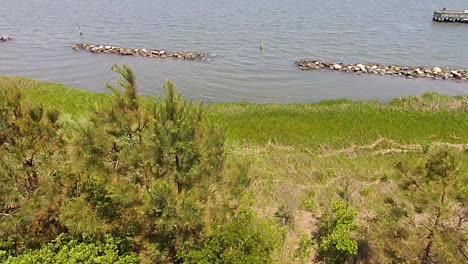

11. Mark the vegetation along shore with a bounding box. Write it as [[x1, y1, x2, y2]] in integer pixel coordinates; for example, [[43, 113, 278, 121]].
[[0, 68, 467, 263]]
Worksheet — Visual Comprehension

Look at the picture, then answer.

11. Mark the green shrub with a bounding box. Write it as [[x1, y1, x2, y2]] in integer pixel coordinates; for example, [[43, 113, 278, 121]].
[[274, 204, 294, 226], [2, 234, 138, 264], [294, 234, 314, 261], [315, 201, 358, 264], [182, 210, 284, 264]]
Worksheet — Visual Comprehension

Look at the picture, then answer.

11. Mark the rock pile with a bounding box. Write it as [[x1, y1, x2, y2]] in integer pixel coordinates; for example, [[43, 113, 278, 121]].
[[296, 60, 468, 81], [72, 43, 207, 60], [0, 36, 12, 42]]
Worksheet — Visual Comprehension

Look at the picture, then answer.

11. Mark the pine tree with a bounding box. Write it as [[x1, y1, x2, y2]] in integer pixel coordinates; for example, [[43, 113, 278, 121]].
[[57, 64, 226, 263], [396, 148, 466, 263], [0, 81, 68, 251], [1, 66, 231, 263]]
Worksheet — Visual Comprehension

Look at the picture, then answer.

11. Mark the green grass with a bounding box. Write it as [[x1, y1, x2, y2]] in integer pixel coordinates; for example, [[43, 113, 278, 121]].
[[0, 76, 111, 116], [2, 76, 466, 151], [208, 102, 467, 149]]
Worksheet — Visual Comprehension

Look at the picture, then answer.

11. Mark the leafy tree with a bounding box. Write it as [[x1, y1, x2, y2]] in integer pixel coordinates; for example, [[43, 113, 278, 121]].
[[315, 200, 358, 264]]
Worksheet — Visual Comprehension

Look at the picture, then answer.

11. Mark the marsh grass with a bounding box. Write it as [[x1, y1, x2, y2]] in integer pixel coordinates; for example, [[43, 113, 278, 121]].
[[2, 76, 466, 150], [208, 102, 467, 150]]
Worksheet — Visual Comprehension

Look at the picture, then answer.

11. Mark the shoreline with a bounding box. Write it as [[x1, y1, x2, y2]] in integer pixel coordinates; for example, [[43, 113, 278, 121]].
[[2, 75, 467, 111], [2, 75, 467, 105], [1, 74, 466, 151]]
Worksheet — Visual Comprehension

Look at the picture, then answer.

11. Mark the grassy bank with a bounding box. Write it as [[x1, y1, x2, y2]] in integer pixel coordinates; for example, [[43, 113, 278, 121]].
[[1, 75, 467, 263], [3, 76, 467, 150]]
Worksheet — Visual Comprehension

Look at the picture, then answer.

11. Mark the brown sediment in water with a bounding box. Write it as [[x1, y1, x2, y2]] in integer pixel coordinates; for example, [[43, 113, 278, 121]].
[[72, 43, 207, 60], [296, 60, 468, 81]]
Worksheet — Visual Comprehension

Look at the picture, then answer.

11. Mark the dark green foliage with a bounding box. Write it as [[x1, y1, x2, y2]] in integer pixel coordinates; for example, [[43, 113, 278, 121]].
[[46, 108, 60, 124], [182, 209, 284, 264], [0, 83, 67, 250], [274, 204, 294, 226], [315, 201, 358, 264], [59, 65, 226, 262], [424, 149, 460, 181], [0, 65, 238, 263]]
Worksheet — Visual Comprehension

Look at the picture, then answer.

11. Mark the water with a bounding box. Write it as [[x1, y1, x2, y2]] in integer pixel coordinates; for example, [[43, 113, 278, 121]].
[[1, 0, 467, 103]]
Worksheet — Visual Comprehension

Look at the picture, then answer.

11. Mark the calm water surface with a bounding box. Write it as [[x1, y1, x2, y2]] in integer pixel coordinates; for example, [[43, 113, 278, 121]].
[[1, 0, 467, 103]]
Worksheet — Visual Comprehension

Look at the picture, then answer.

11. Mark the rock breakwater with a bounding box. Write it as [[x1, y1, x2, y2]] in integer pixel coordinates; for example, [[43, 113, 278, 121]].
[[72, 43, 207, 60], [296, 60, 468, 81], [0, 36, 12, 42]]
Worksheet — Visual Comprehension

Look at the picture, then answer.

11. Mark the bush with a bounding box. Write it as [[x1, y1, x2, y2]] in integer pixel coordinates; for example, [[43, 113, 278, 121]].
[[182, 210, 284, 264], [315, 201, 358, 264], [1, 234, 138, 264]]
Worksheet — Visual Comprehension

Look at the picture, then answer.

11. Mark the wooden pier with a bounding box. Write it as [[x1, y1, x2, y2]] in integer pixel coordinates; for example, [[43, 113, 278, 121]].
[[433, 9, 468, 23]]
